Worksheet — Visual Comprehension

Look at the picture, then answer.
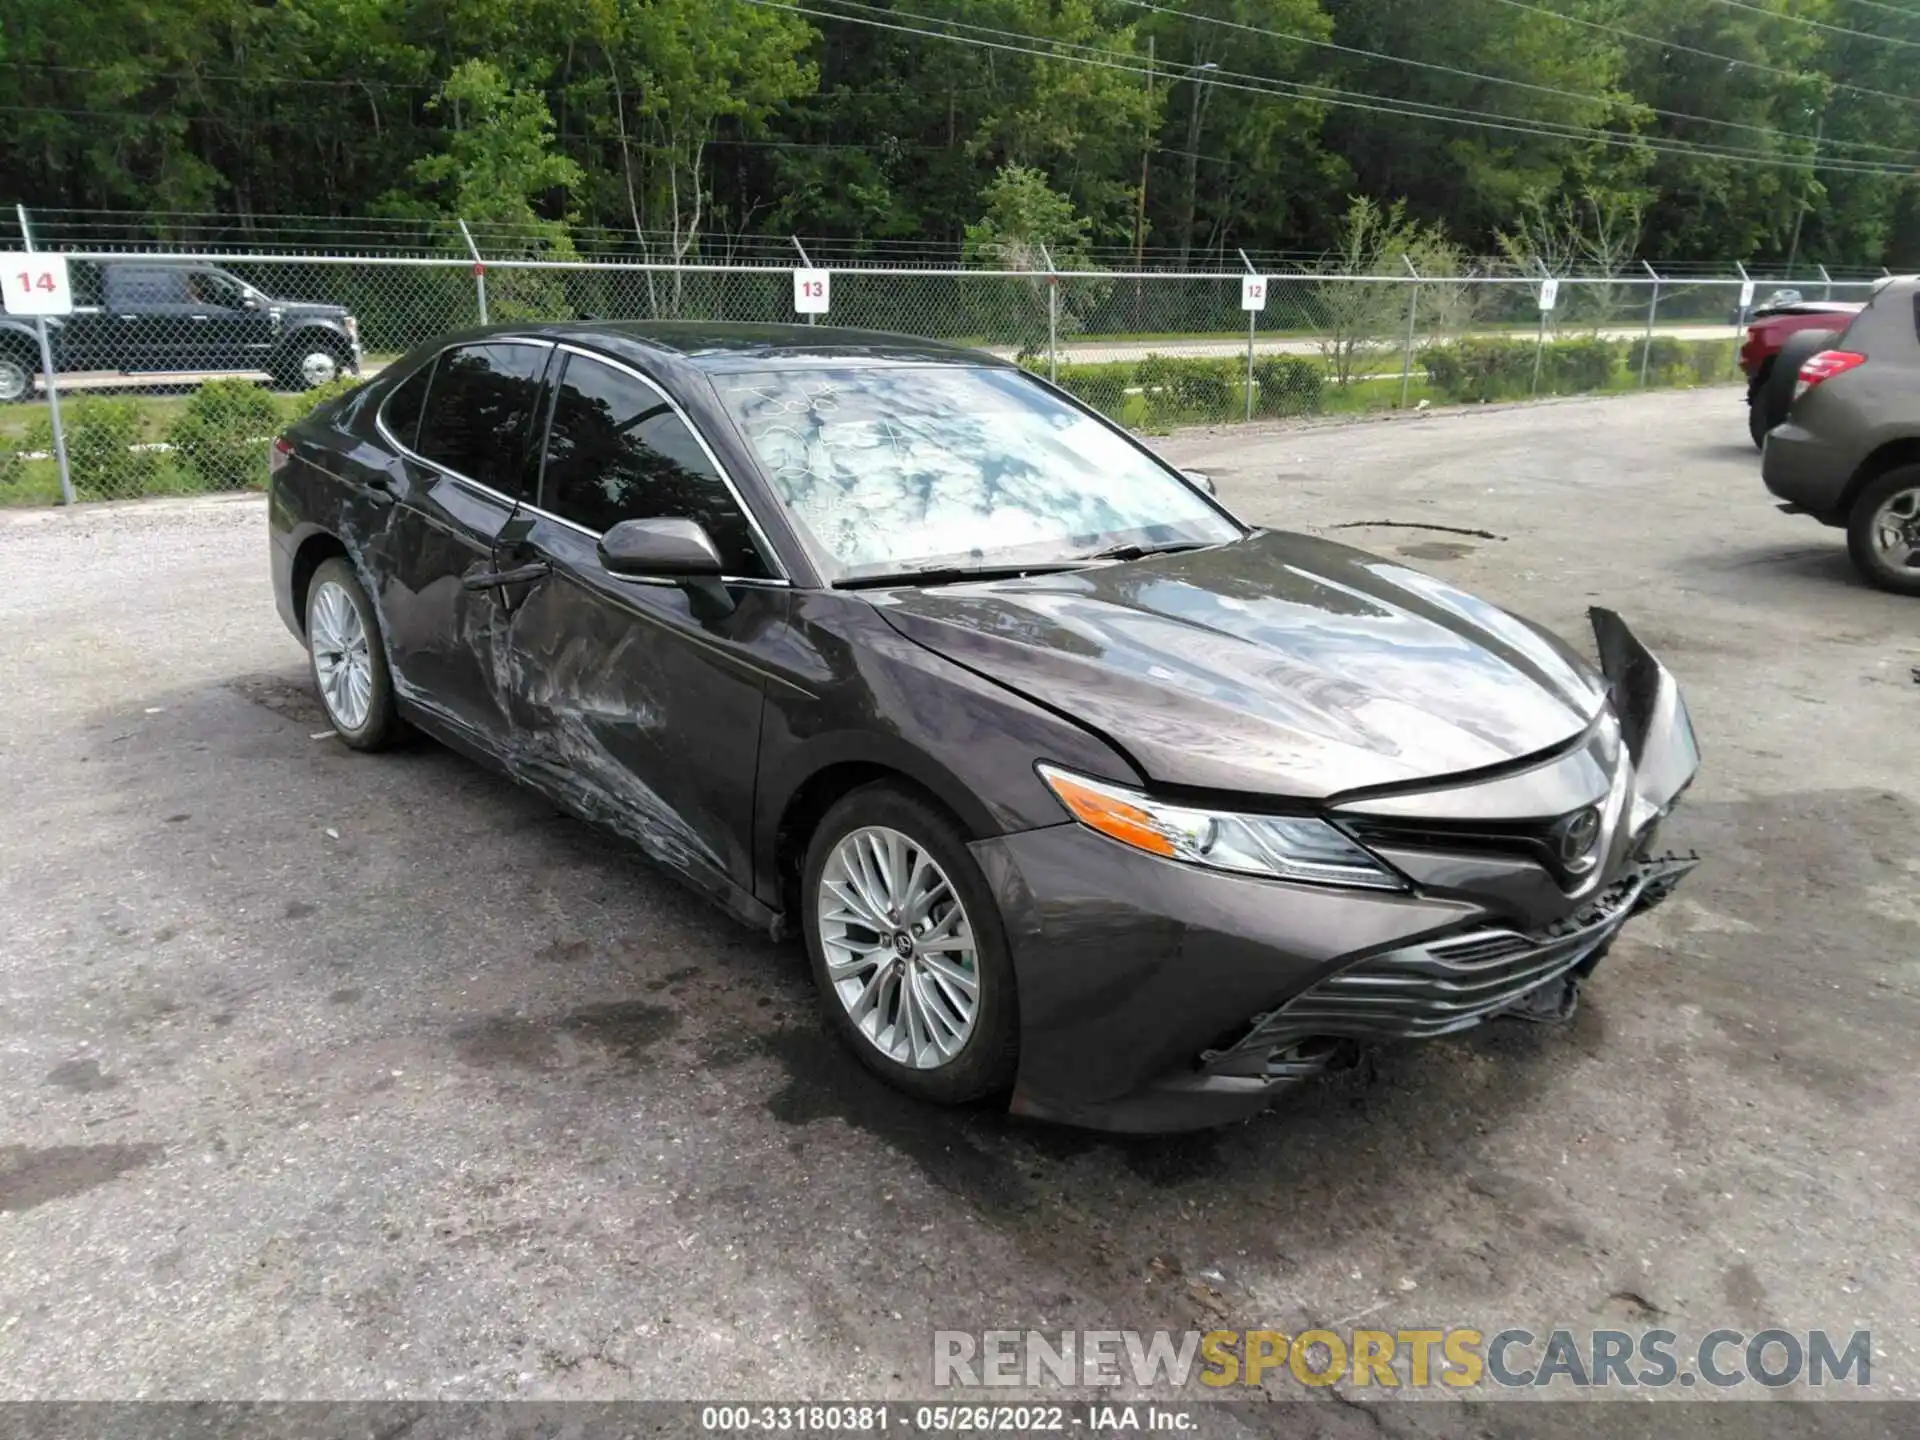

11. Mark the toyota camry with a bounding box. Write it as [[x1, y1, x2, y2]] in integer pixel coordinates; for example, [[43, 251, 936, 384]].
[[268, 322, 1700, 1132]]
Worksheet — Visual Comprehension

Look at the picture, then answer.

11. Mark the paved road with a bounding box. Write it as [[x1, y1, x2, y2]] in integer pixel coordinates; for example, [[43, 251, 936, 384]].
[[2, 390, 1915, 1420]]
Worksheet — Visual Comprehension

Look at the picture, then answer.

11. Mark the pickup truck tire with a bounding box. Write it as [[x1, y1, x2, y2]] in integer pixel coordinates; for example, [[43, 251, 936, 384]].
[[274, 333, 352, 392], [0, 343, 35, 405], [1845, 466, 1920, 597], [1750, 327, 1840, 449]]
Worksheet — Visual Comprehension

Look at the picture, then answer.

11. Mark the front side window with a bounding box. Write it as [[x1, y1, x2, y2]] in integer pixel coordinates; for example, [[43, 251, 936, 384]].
[[713, 365, 1239, 582], [414, 342, 546, 495], [538, 354, 768, 577]]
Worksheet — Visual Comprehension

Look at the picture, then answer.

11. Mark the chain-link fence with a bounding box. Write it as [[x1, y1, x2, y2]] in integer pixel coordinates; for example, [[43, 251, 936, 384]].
[[0, 205, 1895, 505]]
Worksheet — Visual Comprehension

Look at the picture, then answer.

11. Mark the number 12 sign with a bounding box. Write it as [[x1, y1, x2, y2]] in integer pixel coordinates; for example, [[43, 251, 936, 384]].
[[1241, 275, 1268, 312], [1, 254, 74, 317], [793, 268, 831, 316]]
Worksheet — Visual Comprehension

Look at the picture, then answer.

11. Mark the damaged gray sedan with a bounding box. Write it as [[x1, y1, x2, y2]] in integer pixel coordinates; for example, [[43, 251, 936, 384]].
[[269, 322, 1699, 1132]]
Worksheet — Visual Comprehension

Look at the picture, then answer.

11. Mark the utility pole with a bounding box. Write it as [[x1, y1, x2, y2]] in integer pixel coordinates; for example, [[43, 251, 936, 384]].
[[1133, 34, 1154, 273], [1784, 111, 1823, 277]]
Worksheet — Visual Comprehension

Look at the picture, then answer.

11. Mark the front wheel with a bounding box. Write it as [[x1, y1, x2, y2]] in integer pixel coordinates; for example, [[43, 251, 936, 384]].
[[801, 783, 1019, 1105], [1845, 466, 1920, 596], [276, 336, 351, 392], [305, 557, 405, 748]]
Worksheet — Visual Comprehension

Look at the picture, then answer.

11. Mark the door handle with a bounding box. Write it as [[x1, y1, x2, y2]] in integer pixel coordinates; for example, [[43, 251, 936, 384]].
[[463, 560, 551, 591], [190, 314, 211, 322]]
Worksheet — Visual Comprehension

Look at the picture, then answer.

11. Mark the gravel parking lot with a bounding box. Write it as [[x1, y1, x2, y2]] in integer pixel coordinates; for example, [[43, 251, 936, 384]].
[[2, 388, 1916, 1419]]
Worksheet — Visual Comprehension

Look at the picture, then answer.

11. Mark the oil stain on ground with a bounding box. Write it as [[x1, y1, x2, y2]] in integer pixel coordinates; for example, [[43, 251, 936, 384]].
[[453, 1000, 680, 1074], [0, 1143, 164, 1214]]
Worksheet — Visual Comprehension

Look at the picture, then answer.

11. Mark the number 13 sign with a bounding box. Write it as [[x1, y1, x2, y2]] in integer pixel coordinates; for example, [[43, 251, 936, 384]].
[[1, 254, 74, 317], [793, 268, 830, 316]]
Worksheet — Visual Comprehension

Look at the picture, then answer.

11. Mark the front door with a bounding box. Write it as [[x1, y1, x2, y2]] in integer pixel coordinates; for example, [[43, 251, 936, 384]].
[[499, 348, 784, 904], [365, 339, 553, 747], [185, 269, 276, 371]]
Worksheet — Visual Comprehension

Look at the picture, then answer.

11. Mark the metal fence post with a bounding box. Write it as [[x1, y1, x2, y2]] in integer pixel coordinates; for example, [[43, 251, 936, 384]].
[[16, 205, 74, 507], [1733, 260, 1753, 373], [457, 219, 488, 324], [1818, 264, 1833, 302], [1639, 260, 1661, 388], [1531, 265, 1549, 398], [1399, 254, 1420, 409], [1238, 248, 1258, 421], [1041, 244, 1059, 384]]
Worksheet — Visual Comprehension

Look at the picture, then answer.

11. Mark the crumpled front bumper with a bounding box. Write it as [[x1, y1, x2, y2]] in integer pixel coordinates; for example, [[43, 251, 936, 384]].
[[975, 609, 1701, 1134]]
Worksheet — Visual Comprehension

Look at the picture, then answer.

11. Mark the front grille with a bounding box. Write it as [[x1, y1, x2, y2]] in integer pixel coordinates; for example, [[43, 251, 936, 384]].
[[1199, 863, 1692, 1082]]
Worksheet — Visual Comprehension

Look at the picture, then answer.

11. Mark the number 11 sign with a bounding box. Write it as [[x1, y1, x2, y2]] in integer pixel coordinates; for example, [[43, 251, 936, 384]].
[[1, 254, 74, 317]]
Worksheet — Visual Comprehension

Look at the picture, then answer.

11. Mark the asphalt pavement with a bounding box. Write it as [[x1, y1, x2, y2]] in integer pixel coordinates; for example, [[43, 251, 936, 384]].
[[2, 388, 1915, 1420]]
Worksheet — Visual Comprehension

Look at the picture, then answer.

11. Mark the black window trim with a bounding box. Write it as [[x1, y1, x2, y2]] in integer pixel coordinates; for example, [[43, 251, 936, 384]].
[[373, 337, 555, 503], [532, 343, 790, 586]]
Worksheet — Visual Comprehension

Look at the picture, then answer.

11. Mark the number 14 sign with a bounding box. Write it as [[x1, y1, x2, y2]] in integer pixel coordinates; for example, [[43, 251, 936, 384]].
[[1, 254, 74, 317]]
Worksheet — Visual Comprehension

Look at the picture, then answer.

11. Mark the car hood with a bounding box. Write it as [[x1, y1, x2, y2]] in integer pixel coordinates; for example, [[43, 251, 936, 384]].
[[870, 530, 1609, 799]]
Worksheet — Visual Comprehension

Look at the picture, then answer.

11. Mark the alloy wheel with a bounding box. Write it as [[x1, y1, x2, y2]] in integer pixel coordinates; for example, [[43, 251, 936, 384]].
[[1869, 486, 1920, 572], [817, 825, 980, 1069], [309, 580, 373, 731]]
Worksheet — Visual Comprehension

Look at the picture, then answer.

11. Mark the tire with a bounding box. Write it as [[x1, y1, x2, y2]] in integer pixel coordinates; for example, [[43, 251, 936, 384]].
[[275, 334, 351, 392], [1751, 328, 1839, 448], [0, 346, 34, 405], [800, 782, 1020, 1105], [1845, 465, 1920, 597], [304, 557, 405, 749]]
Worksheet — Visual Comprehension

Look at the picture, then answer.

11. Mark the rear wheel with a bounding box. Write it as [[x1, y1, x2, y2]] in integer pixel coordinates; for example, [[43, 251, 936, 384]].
[[305, 557, 405, 748], [1845, 466, 1920, 596], [800, 783, 1019, 1105], [0, 346, 34, 405]]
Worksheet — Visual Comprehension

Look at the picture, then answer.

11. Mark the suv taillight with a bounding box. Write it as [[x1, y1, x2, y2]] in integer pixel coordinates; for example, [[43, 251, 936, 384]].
[[269, 437, 294, 476], [1795, 349, 1865, 400]]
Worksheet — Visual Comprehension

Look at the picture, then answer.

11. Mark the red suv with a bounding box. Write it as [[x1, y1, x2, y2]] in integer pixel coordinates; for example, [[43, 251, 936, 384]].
[[1740, 293, 1864, 447]]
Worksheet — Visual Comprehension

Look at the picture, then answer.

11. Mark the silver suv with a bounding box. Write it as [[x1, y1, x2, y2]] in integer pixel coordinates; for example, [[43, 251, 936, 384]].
[[1762, 274, 1920, 594]]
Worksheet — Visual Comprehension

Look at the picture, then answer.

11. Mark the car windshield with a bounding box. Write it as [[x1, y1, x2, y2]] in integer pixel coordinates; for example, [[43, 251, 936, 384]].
[[713, 364, 1241, 582]]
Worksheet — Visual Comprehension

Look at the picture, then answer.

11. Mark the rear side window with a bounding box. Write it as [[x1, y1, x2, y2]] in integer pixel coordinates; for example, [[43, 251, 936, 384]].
[[414, 342, 547, 495], [106, 267, 189, 306], [538, 353, 769, 576], [379, 360, 433, 451]]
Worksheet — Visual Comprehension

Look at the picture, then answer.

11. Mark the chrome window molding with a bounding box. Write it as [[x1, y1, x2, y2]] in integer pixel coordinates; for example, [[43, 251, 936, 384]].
[[371, 338, 790, 589]]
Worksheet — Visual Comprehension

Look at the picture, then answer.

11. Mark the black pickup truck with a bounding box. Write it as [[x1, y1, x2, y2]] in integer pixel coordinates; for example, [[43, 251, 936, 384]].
[[0, 261, 362, 403]]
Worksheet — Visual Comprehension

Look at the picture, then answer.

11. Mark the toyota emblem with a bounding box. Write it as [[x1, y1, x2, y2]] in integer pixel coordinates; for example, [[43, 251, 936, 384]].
[[1554, 806, 1604, 873]]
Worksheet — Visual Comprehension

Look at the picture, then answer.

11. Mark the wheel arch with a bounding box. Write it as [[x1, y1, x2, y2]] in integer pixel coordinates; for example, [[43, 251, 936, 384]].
[[288, 530, 352, 637], [766, 749, 994, 923], [1839, 438, 1920, 519]]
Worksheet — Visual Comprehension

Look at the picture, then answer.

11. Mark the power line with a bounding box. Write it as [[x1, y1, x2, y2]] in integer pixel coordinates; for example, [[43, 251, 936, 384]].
[[1485, 0, 1920, 110], [1705, 0, 1920, 47], [757, 0, 1915, 174], [1825, 0, 1920, 18], [1120, 0, 1920, 160]]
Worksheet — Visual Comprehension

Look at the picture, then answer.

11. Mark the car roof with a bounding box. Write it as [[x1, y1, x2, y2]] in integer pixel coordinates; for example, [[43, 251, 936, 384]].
[[516, 320, 1013, 374]]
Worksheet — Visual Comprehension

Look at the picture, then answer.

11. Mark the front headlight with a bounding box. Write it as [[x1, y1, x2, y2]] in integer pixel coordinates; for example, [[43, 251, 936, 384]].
[[1037, 765, 1404, 891]]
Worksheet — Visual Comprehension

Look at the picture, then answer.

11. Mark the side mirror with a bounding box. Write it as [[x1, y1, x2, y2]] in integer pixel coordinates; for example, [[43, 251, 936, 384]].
[[598, 517, 733, 619], [1181, 469, 1217, 496]]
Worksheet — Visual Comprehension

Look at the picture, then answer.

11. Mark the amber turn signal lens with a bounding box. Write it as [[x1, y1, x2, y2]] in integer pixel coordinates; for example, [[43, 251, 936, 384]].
[[1040, 769, 1177, 857]]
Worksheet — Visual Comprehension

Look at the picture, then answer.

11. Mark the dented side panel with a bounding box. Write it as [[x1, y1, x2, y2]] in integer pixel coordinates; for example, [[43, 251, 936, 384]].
[[498, 513, 781, 909]]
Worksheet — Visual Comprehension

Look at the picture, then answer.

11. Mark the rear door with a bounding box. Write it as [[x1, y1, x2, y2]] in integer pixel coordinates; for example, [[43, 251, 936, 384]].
[[496, 348, 787, 902], [367, 339, 553, 747], [98, 266, 191, 372]]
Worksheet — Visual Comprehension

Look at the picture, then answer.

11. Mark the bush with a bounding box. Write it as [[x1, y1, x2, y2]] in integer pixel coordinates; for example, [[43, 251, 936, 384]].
[[1136, 354, 1237, 424], [282, 374, 363, 424], [1627, 336, 1689, 384], [166, 378, 282, 491], [25, 397, 161, 499], [1251, 356, 1325, 418], [1041, 360, 1134, 421], [1686, 342, 1733, 386], [1540, 338, 1620, 394], [1418, 340, 1538, 403]]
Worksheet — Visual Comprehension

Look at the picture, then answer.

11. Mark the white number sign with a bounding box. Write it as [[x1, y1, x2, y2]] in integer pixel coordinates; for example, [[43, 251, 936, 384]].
[[793, 269, 831, 315], [1, 253, 73, 317], [1241, 275, 1268, 312], [1538, 277, 1560, 312], [1739, 279, 1756, 309]]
